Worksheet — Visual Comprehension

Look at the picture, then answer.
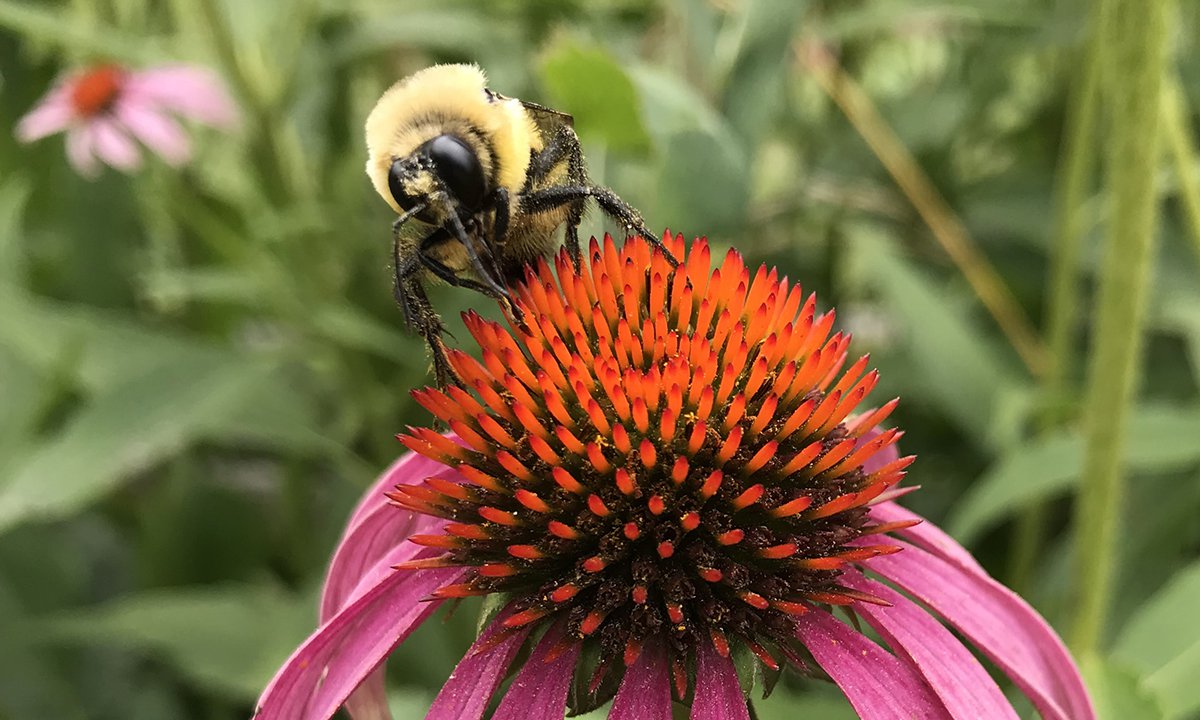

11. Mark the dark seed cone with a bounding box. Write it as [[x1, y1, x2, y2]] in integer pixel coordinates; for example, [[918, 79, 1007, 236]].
[[393, 233, 911, 698]]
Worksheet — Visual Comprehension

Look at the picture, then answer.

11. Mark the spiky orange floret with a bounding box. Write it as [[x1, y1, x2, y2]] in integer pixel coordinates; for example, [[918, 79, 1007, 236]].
[[393, 233, 908, 685]]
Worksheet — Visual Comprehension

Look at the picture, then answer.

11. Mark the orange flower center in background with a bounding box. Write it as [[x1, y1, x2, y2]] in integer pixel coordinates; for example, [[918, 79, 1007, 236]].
[[70, 65, 125, 117]]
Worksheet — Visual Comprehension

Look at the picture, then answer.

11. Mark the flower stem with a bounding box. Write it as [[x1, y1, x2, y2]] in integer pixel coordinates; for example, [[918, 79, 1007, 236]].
[[1009, 8, 1103, 592], [1163, 74, 1200, 267], [1069, 0, 1170, 657]]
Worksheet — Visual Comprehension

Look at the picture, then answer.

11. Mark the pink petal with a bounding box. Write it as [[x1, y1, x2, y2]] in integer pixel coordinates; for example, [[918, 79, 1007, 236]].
[[255, 560, 461, 720], [123, 65, 239, 128], [318, 447, 459, 720], [841, 571, 1017, 719], [610, 643, 672, 720], [90, 117, 141, 172], [866, 541, 1095, 720], [321, 451, 458, 622], [65, 125, 100, 178], [491, 622, 580, 720], [114, 99, 191, 165], [691, 641, 749, 720], [15, 89, 74, 142], [868, 502, 984, 573], [426, 607, 532, 720], [795, 610, 951, 720]]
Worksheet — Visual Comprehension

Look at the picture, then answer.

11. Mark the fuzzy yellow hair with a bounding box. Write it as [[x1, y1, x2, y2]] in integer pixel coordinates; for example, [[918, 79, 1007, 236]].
[[365, 64, 540, 213]]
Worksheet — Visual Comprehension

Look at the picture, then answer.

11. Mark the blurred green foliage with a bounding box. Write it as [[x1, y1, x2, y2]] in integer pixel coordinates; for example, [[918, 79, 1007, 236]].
[[0, 0, 1198, 718]]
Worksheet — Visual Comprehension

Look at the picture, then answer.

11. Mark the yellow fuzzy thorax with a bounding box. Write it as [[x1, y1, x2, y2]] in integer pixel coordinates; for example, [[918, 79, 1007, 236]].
[[365, 64, 540, 214]]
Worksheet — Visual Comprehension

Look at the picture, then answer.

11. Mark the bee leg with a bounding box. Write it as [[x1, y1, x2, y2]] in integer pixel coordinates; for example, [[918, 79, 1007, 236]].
[[416, 227, 524, 322], [416, 228, 505, 299], [445, 210, 512, 302], [521, 185, 678, 267], [526, 127, 586, 266], [394, 237, 460, 387], [490, 187, 510, 251]]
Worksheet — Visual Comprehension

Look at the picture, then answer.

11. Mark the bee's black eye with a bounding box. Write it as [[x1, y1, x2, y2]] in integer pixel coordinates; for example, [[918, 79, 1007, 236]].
[[388, 159, 423, 215], [426, 135, 485, 211]]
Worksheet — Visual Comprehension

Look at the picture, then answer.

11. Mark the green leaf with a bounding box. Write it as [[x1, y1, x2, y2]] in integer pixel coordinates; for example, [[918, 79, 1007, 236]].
[[0, 289, 227, 393], [539, 41, 652, 154], [753, 686, 858, 720], [35, 584, 314, 701], [0, 0, 165, 62], [333, 8, 518, 63], [657, 130, 750, 234], [0, 352, 322, 534], [843, 223, 1027, 449], [718, 0, 808, 147], [1081, 655, 1165, 720], [0, 580, 86, 720], [1113, 561, 1200, 719], [949, 405, 1200, 542], [311, 303, 411, 358], [625, 65, 750, 234], [476, 591, 512, 637], [732, 640, 762, 697], [819, 0, 1049, 40]]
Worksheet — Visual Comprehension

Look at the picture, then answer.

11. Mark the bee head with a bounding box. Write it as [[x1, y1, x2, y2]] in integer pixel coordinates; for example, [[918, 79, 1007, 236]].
[[389, 134, 487, 223]]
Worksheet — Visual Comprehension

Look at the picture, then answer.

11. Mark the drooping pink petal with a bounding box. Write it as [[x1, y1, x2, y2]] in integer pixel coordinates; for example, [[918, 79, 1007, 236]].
[[868, 502, 984, 573], [841, 570, 1016, 719], [610, 642, 672, 720], [318, 449, 460, 720], [123, 65, 239, 128], [321, 451, 459, 622], [15, 88, 74, 143], [795, 610, 951, 720], [491, 622, 580, 720], [338, 534, 453, 720], [866, 541, 1094, 720], [90, 117, 141, 172], [65, 125, 100, 178], [691, 640, 749, 720], [114, 99, 190, 165], [255, 560, 461, 720], [426, 607, 531, 720]]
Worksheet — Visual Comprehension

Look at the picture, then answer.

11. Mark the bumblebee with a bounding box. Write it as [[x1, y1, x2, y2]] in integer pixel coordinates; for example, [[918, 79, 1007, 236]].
[[365, 64, 668, 385]]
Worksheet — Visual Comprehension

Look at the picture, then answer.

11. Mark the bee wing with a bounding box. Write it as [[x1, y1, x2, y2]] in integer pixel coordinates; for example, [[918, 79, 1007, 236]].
[[520, 100, 575, 135]]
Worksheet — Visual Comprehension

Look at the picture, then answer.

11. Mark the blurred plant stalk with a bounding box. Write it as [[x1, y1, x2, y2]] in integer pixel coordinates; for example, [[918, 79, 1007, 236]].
[[1010, 5, 1104, 593], [1163, 74, 1200, 266], [1069, 0, 1170, 658], [796, 39, 1049, 379]]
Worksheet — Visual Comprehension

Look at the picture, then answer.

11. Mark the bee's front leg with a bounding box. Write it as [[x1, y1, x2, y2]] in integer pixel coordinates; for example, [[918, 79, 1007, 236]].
[[394, 236, 461, 388]]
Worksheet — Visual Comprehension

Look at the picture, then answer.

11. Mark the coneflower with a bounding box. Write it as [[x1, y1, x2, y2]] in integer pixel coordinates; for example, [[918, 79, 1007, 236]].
[[15, 63, 237, 177], [257, 233, 1093, 720]]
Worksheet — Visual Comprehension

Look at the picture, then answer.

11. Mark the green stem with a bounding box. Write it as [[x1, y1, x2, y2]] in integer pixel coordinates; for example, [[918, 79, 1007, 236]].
[[1009, 4, 1103, 592], [1163, 75, 1200, 267], [1069, 0, 1169, 657]]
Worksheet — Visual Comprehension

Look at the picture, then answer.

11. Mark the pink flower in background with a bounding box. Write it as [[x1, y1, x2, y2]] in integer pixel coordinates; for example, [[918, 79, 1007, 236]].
[[257, 234, 1095, 720], [15, 63, 238, 178]]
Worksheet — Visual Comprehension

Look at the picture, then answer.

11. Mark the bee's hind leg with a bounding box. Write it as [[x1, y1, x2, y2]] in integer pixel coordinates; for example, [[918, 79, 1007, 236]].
[[526, 126, 588, 266], [520, 183, 677, 267]]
